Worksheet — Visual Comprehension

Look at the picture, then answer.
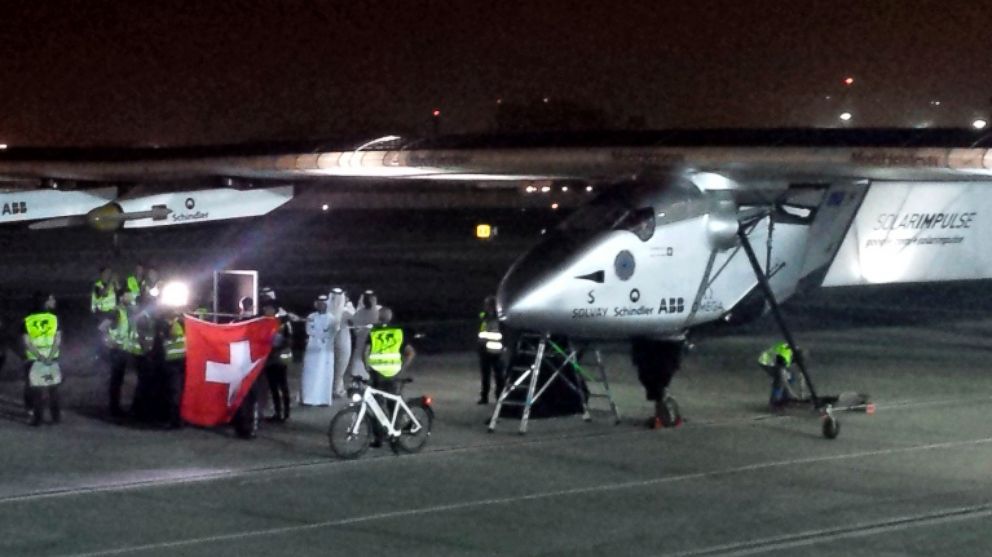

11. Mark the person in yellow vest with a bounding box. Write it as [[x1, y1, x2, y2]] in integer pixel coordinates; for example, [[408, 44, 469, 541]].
[[125, 263, 146, 299], [102, 291, 139, 419], [476, 295, 505, 404], [23, 293, 62, 426], [91, 267, 118, 321], [757, 341, 807, 409], [161, 310, 186, 429], [363, 306, 416, 447]]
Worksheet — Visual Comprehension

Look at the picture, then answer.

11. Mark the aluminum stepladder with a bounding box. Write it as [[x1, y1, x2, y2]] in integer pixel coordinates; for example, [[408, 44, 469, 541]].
[[487, 332, 621, 434]]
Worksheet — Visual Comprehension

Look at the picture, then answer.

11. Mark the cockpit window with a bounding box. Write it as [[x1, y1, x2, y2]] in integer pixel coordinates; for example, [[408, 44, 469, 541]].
[[557, 196, 631, 233], [557, 180, 707, 238], [613, 207, 655, 241]]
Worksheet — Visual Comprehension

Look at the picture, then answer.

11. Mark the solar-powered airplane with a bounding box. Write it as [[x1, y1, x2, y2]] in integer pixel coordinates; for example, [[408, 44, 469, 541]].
[[4, 128, 992, 438]]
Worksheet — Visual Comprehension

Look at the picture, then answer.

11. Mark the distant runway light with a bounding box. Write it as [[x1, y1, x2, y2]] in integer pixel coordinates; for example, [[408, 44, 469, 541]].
[[973, 119, 988, 130], [839, 112, 853, 122]]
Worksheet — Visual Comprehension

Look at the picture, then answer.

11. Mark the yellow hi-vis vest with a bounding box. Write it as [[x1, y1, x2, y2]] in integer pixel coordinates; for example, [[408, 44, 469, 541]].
[[126, 275, 141, 297], [758, 342, 793, 367], [478, 312, 503, 353], [91, 280, 117, 313], [164, 320, 186, 361], [368, 325, 404, 378], [108, 308, 142, 354], [24, 312, 59, 361]]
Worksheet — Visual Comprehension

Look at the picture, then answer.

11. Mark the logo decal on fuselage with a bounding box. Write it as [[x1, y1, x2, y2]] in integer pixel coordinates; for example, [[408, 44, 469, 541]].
[[659, 297, 685, 314], [1, 201, 27, 216]]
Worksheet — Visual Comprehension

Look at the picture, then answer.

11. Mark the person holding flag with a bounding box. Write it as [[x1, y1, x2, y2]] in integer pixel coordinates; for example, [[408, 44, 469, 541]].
[[181, 307, 280, 438]]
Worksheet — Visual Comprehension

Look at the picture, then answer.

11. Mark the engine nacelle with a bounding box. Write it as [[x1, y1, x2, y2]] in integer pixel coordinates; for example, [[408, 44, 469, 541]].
[[705, 191, 739, 251]]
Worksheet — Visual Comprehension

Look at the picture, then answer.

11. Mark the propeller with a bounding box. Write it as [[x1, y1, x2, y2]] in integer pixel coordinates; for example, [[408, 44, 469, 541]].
[[28, 202, 172, 231]]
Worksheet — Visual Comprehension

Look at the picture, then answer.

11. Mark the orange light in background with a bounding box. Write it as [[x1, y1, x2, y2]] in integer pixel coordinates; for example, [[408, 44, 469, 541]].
[[475, 223, 493, 240]]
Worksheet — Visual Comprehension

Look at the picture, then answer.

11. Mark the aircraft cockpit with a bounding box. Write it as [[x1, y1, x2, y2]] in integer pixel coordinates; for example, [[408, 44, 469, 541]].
[[556, 179, 707, 243]]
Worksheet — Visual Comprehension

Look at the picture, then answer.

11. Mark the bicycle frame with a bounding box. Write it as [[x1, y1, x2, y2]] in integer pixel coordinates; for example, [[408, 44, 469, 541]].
[[350, 385, 424, 438]]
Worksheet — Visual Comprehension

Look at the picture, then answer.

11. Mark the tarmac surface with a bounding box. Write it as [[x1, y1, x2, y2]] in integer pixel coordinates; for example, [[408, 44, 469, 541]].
[[2, 294, 992, 556]]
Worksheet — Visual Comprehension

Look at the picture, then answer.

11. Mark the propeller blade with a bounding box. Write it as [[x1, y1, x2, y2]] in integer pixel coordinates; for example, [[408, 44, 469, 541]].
[[28, 215, 88, 230]]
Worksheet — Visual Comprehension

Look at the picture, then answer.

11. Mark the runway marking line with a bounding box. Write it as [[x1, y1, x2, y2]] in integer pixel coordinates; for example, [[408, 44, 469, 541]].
[[663, 502, 992, 556], [56, 435, 992, 557]]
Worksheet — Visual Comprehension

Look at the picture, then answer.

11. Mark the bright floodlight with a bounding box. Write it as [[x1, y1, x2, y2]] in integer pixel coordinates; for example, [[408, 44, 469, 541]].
[[839, 112, 853, 121], [321, 204, 329, 211], [0, 144, 7, 150], [160, 281, 190, 308], [973, 119, 988, 130]]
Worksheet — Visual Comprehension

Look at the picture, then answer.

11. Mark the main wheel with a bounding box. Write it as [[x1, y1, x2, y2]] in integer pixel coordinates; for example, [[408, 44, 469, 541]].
[[392, 399, 434, 454], [233, 389, 260, 439], [822, 415, 840, 439], [329, 406, 372, 459]]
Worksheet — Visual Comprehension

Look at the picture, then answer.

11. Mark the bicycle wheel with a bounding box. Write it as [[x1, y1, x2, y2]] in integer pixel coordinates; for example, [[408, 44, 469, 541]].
[[393, 399, 433, 454], [328, 406, 372, 459]]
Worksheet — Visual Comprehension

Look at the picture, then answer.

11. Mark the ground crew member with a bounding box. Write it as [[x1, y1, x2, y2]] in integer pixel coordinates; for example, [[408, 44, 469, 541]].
[[161, 311, 186, 428], [131, 298, 159, 422], [104, 291, 138, 419], [477, 296, 505, 404], [363, 307, 415, 447], [631, 337, 685, 429], [91, 267, 118, 321], [125, 263, 146, 299], [758, 341, 806, 409], [23, 293, 62, 426], [261, 300, 292, 422]]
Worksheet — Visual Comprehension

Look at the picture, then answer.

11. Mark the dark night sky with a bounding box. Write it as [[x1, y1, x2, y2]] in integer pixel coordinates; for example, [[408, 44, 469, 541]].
[[1, 0, 991, 147]]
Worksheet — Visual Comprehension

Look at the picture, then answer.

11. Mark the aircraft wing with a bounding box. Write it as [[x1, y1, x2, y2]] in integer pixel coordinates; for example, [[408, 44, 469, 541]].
[[2, 129, 992, 286]]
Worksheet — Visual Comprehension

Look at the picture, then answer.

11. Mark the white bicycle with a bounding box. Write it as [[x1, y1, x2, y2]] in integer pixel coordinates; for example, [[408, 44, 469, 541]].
[[328, 377, 434, 459]]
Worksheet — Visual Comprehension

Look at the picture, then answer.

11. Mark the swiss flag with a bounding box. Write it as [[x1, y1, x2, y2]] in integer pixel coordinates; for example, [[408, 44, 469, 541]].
[[181, 315, 280, 427]]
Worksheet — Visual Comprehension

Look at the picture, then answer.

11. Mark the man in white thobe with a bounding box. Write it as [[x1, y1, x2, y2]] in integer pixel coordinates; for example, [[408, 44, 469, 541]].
[[301, 295, 335, 406], [329, 288, 354, 398]]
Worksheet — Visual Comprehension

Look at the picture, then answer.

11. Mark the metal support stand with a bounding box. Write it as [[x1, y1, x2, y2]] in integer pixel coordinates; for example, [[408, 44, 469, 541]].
[[488, 334, 621, 434], [736, 225, 841, 438]]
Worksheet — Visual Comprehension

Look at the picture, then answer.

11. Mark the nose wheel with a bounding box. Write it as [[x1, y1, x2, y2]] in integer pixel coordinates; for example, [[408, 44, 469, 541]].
[[820, 405, 839, 439]]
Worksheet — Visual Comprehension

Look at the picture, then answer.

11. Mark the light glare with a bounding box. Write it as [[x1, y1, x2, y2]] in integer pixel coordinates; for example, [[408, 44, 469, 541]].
[[973, 119, 988, 130]]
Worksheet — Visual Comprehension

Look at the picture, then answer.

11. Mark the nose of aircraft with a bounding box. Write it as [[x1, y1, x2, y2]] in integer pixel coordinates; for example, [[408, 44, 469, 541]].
[[496, 233, 576, 327]]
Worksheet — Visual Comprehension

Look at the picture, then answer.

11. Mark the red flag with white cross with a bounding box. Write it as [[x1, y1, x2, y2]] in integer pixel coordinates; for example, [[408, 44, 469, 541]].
[[181, 315, 279, 427]]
